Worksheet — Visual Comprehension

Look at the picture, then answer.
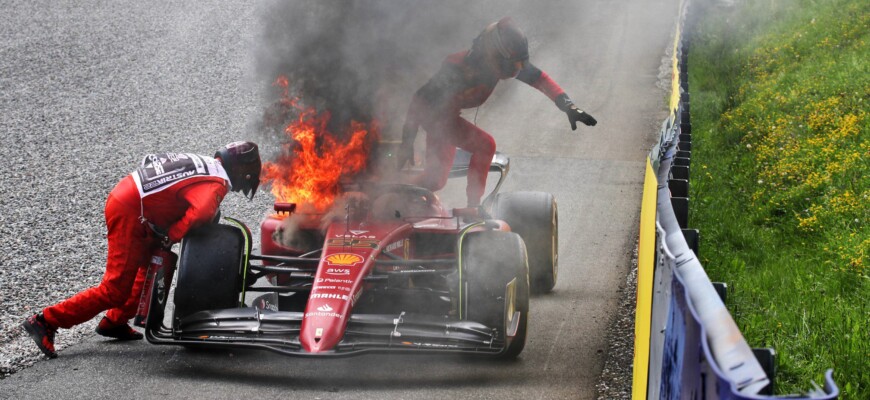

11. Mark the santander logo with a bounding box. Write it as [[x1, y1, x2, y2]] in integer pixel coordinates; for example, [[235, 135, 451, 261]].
[[317, 304, 334, 312]]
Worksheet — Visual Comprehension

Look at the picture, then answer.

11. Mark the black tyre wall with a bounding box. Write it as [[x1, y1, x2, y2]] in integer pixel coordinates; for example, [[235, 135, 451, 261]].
[[173, 224, 245, 321], [492, 192, 558, 294]]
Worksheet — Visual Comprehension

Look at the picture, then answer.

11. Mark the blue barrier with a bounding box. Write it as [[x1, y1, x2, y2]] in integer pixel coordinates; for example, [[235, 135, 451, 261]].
[[635, 0, 841, 398], [649, 110, 840, 400]]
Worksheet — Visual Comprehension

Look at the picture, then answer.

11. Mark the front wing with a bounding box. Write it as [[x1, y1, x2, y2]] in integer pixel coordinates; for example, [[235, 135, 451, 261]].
[[146, 307, 514, 357]]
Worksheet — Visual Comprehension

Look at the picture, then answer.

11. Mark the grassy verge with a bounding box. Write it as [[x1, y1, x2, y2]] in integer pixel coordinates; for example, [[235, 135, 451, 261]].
[[687, 0, 868, 398]]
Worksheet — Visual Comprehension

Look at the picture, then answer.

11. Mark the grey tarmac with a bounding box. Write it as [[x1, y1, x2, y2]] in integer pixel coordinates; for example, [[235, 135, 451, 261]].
[[0, 0, 677, 398]]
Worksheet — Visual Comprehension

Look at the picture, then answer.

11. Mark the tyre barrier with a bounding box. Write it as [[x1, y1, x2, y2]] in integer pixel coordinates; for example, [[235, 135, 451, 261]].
[[631, 1, 839, 399]]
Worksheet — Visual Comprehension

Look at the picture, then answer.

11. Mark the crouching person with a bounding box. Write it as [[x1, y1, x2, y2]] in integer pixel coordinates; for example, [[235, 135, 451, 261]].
[[22, 141, 262, 358]]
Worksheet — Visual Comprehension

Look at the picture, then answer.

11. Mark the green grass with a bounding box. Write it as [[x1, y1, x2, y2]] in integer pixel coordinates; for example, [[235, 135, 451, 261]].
[[687, 0, 869, 398]]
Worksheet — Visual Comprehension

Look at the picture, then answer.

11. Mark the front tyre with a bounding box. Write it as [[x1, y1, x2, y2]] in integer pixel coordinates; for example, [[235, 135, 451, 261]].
[[492, 192, 558, 294], [462, 231, 530, 359], [173, 223, 247, 327]]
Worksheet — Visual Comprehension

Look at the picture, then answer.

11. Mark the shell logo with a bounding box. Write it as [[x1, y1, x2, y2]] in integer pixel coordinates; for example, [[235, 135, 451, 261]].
[[325, 253, 364, 266]]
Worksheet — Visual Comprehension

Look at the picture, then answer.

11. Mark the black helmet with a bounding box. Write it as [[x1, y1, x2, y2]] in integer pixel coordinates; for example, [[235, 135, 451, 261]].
[[215, 141, 261, 200], [473, 17, 529, 77]]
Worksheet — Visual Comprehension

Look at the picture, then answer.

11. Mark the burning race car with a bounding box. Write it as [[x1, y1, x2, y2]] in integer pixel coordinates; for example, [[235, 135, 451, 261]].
[[143, 152, 558, 359]]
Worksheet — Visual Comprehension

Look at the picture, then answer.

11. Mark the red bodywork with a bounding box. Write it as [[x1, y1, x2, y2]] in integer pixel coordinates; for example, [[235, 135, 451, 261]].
[[258, 190, 503, 354], [144, 153, 525, 357]]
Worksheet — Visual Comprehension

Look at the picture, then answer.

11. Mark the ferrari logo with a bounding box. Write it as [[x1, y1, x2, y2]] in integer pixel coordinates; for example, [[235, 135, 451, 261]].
[[325, 253, 364, 266]]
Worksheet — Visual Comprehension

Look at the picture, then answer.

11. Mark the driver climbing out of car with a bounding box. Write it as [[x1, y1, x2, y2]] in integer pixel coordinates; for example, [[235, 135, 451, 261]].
[[22, 141, 262, 358], [397, 17, 598, 208]]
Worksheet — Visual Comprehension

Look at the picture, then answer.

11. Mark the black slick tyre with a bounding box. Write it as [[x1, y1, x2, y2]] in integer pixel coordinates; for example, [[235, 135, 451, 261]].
[[492, 192, 558, 294], [462, 230, 530, 359], [173, 224, 246, 325]]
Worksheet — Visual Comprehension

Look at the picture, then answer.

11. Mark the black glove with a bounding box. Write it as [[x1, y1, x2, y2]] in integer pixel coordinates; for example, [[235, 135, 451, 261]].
[[555, 93, 597, 130], [566, 108, 597, 130]]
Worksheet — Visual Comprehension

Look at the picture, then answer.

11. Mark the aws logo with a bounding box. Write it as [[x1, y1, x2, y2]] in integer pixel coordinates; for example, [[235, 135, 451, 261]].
[[325, 253, 364, 266]]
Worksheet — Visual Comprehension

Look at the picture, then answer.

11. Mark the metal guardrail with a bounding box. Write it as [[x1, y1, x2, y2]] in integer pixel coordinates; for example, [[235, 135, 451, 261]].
[[632, 0, 840, 398]]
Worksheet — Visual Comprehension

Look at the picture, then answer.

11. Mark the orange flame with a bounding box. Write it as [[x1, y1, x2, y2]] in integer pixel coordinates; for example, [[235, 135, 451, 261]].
[[262, 76, 377, 212]]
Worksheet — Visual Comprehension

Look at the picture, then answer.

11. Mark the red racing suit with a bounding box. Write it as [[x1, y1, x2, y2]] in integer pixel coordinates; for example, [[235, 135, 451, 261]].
[[403, 50, 566, 207], [43, 154, 230, 329]]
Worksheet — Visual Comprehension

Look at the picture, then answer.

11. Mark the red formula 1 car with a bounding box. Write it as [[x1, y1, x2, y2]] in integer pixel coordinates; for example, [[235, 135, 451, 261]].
[[144, 152, 558, 358]]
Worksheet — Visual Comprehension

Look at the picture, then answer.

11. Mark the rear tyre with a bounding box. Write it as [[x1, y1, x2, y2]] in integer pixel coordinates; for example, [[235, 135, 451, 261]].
[[463, 231, 530, 359], [173, 224, 246, 326], [492, 192, 558, 294]]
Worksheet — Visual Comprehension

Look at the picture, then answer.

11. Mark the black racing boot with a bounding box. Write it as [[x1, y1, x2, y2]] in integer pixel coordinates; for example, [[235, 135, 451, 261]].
[[22, 314, 58, 358], [95, 317, 144, 341]]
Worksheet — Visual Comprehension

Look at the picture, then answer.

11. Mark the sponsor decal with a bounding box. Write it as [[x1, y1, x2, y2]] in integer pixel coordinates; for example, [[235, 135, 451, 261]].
[[351, 288, 363, 305], [305, 312, 343, 319], [313, 285, 352, 292], [384, 239, 410, 258], [315, 328, 323, 338], [349, 230, 369, 236], [316, 278, 354, 284], [325, 253, 364, 266], [134, 153, 217, 195], [311, 293, 349, 301], [325, 268, 350, 276], [307, 302, 344, 319], [334, 233, 376, 239], [326, 238, 378, 248], [317, 304, 334, 312], [344, 234, 375, 239], [141, 170, 196, 191], [400, 342, 460, 349], [256, 298, 278, 312], [131, 152, 230, 198], [384, 239, 405, 253]]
